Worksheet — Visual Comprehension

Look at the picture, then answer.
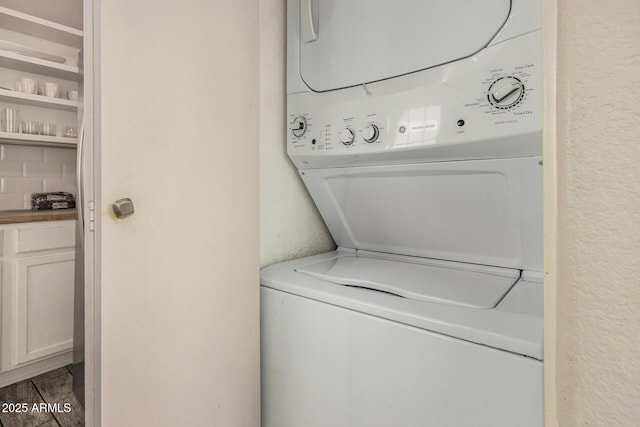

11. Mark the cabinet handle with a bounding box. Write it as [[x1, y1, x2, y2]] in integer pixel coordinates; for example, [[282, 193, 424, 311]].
[[300, 0, 318, 43]]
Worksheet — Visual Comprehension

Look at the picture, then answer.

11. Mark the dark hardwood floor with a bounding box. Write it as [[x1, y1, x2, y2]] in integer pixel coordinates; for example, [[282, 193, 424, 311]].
[[0, 366, 84, 426]]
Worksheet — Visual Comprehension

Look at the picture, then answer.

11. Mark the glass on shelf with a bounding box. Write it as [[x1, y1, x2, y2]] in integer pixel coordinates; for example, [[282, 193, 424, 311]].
[[62, 125, 77, 138], [1, 108, 20, 133], [43, 123, 57, 136]]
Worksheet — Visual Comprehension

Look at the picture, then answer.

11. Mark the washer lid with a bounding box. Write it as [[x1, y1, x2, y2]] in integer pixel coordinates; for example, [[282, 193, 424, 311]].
[[296, 255, 519, 309], [262, 251, 543, 360], [299, 0, 511, 92]]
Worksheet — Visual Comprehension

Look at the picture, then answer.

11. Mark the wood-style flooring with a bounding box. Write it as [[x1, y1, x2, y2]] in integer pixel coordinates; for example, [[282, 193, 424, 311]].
[[0, 366, 84, 426]]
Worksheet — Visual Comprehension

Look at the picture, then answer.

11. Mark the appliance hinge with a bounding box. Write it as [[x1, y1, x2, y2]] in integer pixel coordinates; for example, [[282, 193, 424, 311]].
[[88, 200, 95, 232]]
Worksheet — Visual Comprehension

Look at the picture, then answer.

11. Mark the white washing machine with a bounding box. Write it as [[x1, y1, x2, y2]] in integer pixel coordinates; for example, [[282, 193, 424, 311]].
[[261, 1, 543, 426]]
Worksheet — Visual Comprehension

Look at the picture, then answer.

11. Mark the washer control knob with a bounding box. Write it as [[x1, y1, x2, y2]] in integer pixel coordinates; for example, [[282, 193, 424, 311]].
[[488, 76, 525, 109], [291, 116, 307, 137], [339, 128, 355, 145], [362, 124, 380, 143]]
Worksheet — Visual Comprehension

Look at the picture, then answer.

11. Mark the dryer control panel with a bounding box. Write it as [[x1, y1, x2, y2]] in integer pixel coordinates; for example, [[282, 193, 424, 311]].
[[287, 31, 541, 170]]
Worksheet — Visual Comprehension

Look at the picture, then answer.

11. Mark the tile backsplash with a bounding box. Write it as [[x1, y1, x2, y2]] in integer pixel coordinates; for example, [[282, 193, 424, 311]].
[[0, 144, 76, 210]]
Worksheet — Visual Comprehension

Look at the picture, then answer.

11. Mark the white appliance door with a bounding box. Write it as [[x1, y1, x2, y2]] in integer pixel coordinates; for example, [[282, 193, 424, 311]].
[[295, 255, 520, 308], [299, 0, 511, 91]]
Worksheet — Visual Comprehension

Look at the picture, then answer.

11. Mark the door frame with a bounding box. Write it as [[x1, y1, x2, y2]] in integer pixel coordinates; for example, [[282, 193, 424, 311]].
[[82, 0, 101, 425], [542, 0, 559, 425]]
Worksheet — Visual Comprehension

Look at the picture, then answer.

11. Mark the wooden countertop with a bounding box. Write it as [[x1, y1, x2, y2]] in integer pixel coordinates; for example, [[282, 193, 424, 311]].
[[0, 209, 77, 224]]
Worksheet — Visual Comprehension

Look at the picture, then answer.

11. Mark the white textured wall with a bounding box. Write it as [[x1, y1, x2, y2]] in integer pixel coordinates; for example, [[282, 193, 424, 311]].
[[554, 0, 640, 425], [98, 1, 259, 425], [259, 0, 334, 268]]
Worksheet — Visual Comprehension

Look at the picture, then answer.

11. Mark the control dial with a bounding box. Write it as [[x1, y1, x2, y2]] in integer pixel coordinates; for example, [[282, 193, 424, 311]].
[[291, 116, 308, 137], [488, 76, 525, 109], [362, 124, 380, 143], [339, 128, 355, 145]]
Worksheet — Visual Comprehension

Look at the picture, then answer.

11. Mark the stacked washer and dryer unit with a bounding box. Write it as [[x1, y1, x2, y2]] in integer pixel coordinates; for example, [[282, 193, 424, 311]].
[[261, 0, 543, 426]]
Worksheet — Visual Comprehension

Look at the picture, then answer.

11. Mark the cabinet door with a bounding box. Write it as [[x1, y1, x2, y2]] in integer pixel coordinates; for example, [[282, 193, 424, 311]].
[[15, 251, 75, 365]]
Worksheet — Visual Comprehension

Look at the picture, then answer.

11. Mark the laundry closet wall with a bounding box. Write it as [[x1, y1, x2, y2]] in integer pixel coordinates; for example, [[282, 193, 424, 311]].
[[259, 0, 335, 267], [546, 0, 640, 425]]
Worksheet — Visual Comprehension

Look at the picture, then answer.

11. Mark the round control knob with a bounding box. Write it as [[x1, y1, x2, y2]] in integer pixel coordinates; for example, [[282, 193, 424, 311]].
[[362, 124, 380, 143], [338, 128, 355, 145], [488, 76, 525, 109], [291, 116, 307, 138]]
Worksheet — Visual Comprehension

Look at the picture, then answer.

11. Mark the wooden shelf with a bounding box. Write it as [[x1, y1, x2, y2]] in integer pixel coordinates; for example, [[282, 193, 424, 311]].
[[0, 6, 82, 48], [0, 50, 79, 81], [0, 88, 78, 111], [0, 132, 77, 148]]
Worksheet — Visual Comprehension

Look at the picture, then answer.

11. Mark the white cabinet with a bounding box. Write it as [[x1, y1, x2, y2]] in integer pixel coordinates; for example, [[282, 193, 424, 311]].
[[0, 220, 77, 387], [15, 251, 75, 364], [0, 6, 82, 148]]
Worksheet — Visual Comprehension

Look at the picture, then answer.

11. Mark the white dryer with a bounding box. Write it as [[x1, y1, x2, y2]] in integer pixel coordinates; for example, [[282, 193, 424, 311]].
[[261, 1, 543, 426]]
